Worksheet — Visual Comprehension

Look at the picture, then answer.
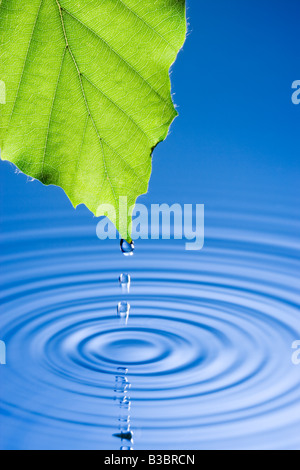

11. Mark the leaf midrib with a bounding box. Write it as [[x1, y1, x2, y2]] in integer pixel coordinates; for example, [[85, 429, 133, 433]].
[[56, 0, 119, 205]]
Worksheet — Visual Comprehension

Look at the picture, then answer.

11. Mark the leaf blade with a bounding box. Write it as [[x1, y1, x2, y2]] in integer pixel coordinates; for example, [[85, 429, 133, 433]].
[[0, 0, 186, 240]]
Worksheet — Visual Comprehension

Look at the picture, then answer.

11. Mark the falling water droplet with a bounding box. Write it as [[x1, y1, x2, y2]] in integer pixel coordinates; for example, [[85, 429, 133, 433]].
[[119, 273, 131, 292], [115, 376, 129, 385], [119, 397, 131, 410], [114, 430, 134, 442], [118, 419, 131, 434], [120, 239, 134, 256], [117, 301, 130, 324], [118, 416, 130, 430], [115, 376, 131, 393]]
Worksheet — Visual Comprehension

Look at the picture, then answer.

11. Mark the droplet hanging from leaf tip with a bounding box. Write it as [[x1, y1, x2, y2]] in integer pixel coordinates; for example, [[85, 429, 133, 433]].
[[120, 239, 134, 256]]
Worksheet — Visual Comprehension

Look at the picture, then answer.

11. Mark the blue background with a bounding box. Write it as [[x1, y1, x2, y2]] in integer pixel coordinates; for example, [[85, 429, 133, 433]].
[[0, 0, 300, 450]]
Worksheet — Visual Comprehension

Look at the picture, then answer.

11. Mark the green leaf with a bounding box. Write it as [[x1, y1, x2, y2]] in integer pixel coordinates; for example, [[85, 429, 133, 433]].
[[0, 0, 186, 240]]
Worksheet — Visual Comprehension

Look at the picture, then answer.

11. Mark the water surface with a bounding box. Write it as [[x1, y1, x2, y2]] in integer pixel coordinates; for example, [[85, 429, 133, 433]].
[[0, 177, 299, 450]]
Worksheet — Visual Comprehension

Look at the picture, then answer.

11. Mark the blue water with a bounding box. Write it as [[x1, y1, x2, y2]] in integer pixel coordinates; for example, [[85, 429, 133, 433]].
[[1, 0, 300, 450]]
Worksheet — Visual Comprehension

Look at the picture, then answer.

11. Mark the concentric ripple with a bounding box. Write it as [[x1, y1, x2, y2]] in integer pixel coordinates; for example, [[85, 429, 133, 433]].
[[0, 199, 300, 450]]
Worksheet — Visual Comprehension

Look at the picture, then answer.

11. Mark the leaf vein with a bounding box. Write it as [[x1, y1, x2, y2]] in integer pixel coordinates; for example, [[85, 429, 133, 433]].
[[117, 0, 176, 52], [56, 0, 117, 203], [41, 46, 67, 178], [82, 73, 151, 142], [6, 0, 44, 132], [60, 4, 169, 105]]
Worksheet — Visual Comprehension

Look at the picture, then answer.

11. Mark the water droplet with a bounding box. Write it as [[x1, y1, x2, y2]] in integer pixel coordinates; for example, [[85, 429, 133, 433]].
[[120, 446, 133, 451], [115, 387, 131, 394], [116, 376, 128, 385], [118, 421, 131, 433], [117, 301, 130, 323], [115, 376, 131, 393], [120, 239, 134, 256], [118, 410, 131, 422], [119, 397, 131, 410], [119, 273, 131, 292], [119, 416, 130, 425], [114, 430, 134, 442], [117, 367, 128, 375]]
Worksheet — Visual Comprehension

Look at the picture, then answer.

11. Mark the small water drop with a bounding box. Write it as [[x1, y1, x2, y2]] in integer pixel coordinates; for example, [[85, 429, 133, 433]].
[[116, 376, 129, 385], [120, 239, 134, 256], [120, 446, 133, 451], [119, 416, 130, 425], [118, 421, 131, 433], [118, 410, 131, 422], [114, 430, 134, 442], [115, 376, 131, 393], [119, 397, 131, 410], [119, 273, 131, 292], [117, 301, 130, 323], [117, 367, 128, 375]]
